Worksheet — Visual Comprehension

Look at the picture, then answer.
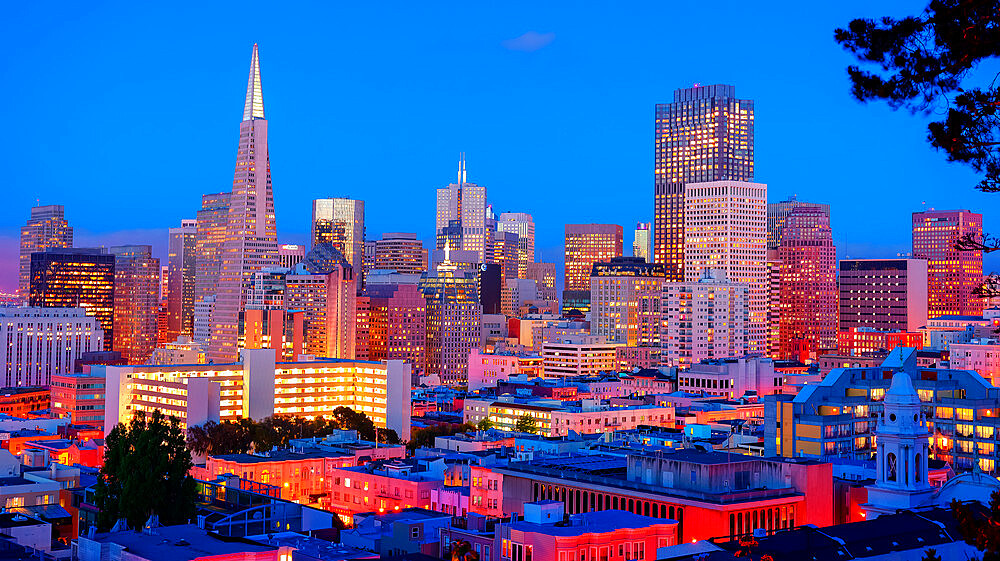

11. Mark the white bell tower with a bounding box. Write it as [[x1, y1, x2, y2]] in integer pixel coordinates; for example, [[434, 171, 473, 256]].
[[862, 372, 935, 518]]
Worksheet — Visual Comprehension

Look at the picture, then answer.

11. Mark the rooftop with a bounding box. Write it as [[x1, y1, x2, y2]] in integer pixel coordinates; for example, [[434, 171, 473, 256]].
[[509, 509, 674, 536], [88, 524, 275, 561]]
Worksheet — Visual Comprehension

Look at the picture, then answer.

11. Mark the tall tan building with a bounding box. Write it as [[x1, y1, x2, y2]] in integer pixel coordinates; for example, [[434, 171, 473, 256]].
[[312, 198, 365, 276], [684, 181, 768, 353], [654, 84, 754, 281], [111, 245, 160, 364], [498, 212, 535, 278], [166, 219, 197, 340], [912, 209, 984, 318], [194, 192, 230, 309], [18, 205, 73, 302], [420, 251, 482, 386], [590, 257, 664, 350]]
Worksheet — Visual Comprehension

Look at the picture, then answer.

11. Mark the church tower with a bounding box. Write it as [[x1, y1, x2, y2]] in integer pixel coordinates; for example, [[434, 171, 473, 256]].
[[862, 371, 935, 518]]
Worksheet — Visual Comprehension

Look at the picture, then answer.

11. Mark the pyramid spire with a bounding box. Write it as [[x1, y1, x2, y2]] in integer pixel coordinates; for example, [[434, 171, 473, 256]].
[[242, 43, 265, 121]]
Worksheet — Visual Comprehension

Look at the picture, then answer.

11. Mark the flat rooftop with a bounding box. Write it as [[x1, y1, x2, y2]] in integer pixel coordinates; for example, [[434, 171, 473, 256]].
[[91, 524, 274, 561]]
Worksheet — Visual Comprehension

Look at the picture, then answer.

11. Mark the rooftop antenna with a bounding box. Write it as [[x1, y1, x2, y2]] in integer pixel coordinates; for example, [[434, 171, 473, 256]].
[[458, 153, 467, 186]]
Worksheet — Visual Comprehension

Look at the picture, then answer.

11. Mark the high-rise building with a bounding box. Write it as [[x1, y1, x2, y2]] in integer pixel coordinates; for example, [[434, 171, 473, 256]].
[[590, 257, 664, 351], [374, 232, 427, 275], [194, 192, 230, 306], [777, 206, 837, 361], [526, 262, 558, 303], [684, 181, 768, 353], [662, 270, 749, 367], [502, 278, 539, 317], [654, 84, 754, 280], [286, 245, 357, 359], [767, 196, 830, 250], [29, 248, 115, 351], [0, 307, 103, 387], [209, 44, 279, 363], [498, 212, 535, 278], [18, 205, 73, 302], [632, 222, 651, 262], [492, 230, 520, 288], [839, 259, 929, 333], [436, 155, 488, 262], [111, 245, 160, 364], [166, 219, 197, 340], [311, 198, 365, 276], [364, 274, 427, 373], [278, 244, 306, 269], [912, 209, 984, 318], [564, 224, 623, 314], [420, 248, 482, 386]]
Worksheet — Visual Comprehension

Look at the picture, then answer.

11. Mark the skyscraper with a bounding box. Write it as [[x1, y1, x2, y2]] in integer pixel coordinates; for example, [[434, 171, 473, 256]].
[[663, 270, 748, 368], [209, 44, 279, 363], [526, 262, 558, 303], [166, 219, 197, 340], [839, 259, 928, 332], [311, 198, 365, 276], [278, 244, 306, 269], [29, 248, 115, 350], [633, 222, 651, 262], [777, 206, 838, 361], [420, 247, 482, 386], [374, 232, 427, 275], [912, 209, 984, 318], [767, 196, 831, 250], [436, 155, 488, 262], [194, 192, 230, 308], [18, 205, 73, 302], [492, 230, 520, 288], [654, 84, 753, 280], [0, 307, 103, 387], [684, 181, 768, 353], [564, 224, 623, 314], [498, 212, 535, 278], [111, 245, 160, 364], [590, 257, 664, 351]]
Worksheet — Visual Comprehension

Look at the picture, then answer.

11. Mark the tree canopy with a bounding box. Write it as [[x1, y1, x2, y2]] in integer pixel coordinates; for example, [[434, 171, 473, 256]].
[[406, 423, 476, 452], [836, 0, 1000, 192], [186, 408, 401, 457], [952, 491, 1000, 561], [94, 410, 197, 531], [515, 414, 538, 434]]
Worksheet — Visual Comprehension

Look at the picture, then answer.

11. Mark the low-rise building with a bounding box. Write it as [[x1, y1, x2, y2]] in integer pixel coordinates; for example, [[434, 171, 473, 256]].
[[340, 508, 451, 558], [467, 348, 543, 391], [326, 457, 447, 521], [463, 397, 674, 437], [950, 338, 1000, 386], [541, 336, 617, 378], [677, 356, 781, 398], [837, 327, 924, 356], [51, 372, 105, 428]]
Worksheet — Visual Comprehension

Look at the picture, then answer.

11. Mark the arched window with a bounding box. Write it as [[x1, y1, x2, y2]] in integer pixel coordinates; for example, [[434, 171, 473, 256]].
[[887, 452, 897, 481], [915, 454, 922, 482]]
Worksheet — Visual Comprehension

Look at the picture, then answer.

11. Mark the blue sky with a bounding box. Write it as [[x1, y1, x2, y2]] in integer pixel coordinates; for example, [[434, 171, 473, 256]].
[[1, 1, 998, 291]]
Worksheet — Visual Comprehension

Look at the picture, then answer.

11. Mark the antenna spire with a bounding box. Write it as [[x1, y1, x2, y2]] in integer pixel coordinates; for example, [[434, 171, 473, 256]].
[[458, 152, 467, 186]]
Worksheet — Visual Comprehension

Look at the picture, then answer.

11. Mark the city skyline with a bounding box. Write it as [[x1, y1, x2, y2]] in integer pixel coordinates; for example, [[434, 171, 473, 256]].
[[2, 2, 999, 293]]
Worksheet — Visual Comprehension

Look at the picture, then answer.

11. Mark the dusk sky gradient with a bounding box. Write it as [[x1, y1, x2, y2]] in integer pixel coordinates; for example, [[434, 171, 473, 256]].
[[2, 1, 998, 292]]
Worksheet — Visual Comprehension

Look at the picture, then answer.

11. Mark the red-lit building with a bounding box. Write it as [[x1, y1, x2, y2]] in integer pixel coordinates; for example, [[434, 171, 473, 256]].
[[913, 209, 984, 318], [239, 308, 305, 362], [777, 206, 837, 361], [51, 371, 105, 428], [0, 387, 49, 417], [24, 438, 104, 468], [363, 282, 426, 371], [837, 327, 924, 357]]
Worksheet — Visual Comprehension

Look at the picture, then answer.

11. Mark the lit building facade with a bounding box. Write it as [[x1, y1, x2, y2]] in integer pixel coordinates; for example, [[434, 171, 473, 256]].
[[462, 397, 674, 437], [194, 192, 230, 308], [564, 224, 623, 315], [363, 278, 426, 373], [662, 270, 748, 368], [436, 155, 488, 262], [103, 349, 412, 440], [525, 263, 557, 303], [18, 205, 72, 303], [632, 222, 651, 262], [210, 44, 280, 363], [239, 308, 305, 362], [684, 181, 767, 353], [839, 258, 929, 333], [110, 245, 160, 365], [777, 206, 837, 361], [491, 230, 520, 289], [590, 257, 664, 353], [912, 209, 984, 318], [285, 261, 356, 360], [467, 348, 543, 391], [29, 248, 115, 351], [51, 371, 106, 428], [654, 84, 753, 281], [766, 196, 830, 250], [166, 220, 197, 340], [311, 198, 365, 277], [0, 307, 103, 387], [497, 212, 535, 279], [541, 336, 617, 378], [677, 356, 780, 398], [950, 340, 1000, 387], [765, 348, 1000, 473], [837, 327, 924, 357], [374, 233, 427, 275], [420, 254, 482, 386], [277, 244, 305, 269]]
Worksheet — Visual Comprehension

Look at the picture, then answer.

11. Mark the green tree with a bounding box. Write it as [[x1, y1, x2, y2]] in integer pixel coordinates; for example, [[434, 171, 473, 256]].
[[94, 410, 197, 530], [406, 423, 475, 452], [836, 0, 1000, 193], [476, 418, 494, 431], [515, 414, 537, 434]]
